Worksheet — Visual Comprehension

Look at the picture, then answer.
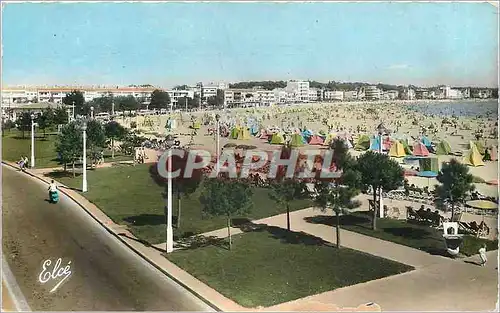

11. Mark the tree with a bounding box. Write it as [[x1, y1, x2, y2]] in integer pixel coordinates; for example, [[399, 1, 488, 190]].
[[356, 151, 404, 230], [86, 120, 107, 168], [37, 107, 55, 137], [16, 112, 32, 138], [200, 178, 253, 250], [104, 121, 127, 158], [55, 122, 83, 176], [53, 107, 69, 125], [119, 131, 146, 156], [88, 96, 113, 113], [62, 90, 85, 116], [2, 119, 15, 136], [313, 139, 361, 248], [149, 89, 171, 110], [435, 159, 475, 220], [115, 96, 140, 112]]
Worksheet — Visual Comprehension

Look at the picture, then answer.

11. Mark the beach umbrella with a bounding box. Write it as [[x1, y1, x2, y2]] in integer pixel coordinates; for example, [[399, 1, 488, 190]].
[[417, 170, 438, 187], [465, 199, 498, 220]]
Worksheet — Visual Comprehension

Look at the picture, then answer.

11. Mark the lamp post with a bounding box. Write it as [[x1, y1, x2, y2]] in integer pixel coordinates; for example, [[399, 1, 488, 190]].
[[376, 122, 387, 218], [72, 101, 75, 120], [82, 121, 88, 193], [30, 113, 35, 168], [215, 114, 220, 174], [90, 106, 94, 119], [164, 134, 180, 253]]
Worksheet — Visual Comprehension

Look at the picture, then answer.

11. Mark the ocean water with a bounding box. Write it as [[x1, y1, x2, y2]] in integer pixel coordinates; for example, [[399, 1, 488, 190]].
[[405, 100, 498, 118]]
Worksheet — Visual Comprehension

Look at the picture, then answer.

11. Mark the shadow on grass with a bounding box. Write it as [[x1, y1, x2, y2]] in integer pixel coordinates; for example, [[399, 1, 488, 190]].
[[304, 214, 372, 229], [47, 170, 82, 179], [117, 232, 167, 253]]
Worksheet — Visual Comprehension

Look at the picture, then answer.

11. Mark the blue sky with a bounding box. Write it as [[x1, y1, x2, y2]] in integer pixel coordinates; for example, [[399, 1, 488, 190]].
[[2, 2, 498, 87]]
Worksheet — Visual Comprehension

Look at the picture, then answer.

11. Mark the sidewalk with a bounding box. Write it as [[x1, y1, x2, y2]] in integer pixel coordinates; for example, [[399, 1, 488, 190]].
[[2, 281, 16, 312]]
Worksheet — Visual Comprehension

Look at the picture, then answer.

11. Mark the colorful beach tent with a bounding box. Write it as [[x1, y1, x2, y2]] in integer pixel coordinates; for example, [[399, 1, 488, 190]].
[[421, 136, 432, 148], [355, 134, 371, 151], [270, 133, 285, 145], [308, 135, 324, 145], [323, 133, 336, 146], [473, 141, 486, 155], [290, 133, 305, 147], [237, 128, 251, 140], [192, 121, 201, 129], [463, 142, 485, 167], [435, 140, 452, 155], [250, 125, 259, 136], [401, 140, 413, 155], [230, 127, 240, 139], [370, 136, 382, 151], [412, 142, 430, 157], [389, 141, 406, 157]]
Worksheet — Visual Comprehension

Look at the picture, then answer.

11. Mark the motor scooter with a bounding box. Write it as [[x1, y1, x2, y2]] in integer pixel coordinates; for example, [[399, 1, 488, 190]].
[[49, 190, 59, 203]]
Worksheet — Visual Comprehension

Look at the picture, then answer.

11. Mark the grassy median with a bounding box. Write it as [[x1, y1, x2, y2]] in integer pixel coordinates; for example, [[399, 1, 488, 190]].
[[167, 228, 414, 308], [49, 163, 313, 243], [2, 130, 60, 168]]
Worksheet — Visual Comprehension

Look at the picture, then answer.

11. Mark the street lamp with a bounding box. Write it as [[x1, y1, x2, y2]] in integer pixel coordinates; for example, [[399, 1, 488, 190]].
[[72, 101, 75, 120], [164, 134, 180, 253], [215, 114, 220, 174], [376, 122, 388, 218], [82, 121, 88, 193], [30, 113, 35, 168], [90, 106, 94, 119]]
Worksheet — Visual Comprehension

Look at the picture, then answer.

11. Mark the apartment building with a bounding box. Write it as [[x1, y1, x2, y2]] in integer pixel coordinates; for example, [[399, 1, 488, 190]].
[[400, 88, 416, 100], [324, 90, 344, 101], [273, 88, 288, 103], [471, 89, 493, 98], [441, 86, 463, 99], [254, 88, 275, 105], [286, 80, 310, 102], [308, 88, 320, 101], [383, 90, 399, 100], [415, 89, 429, 99], [201, 82, 227, 100], [363, 86, 382, 100], [343, 90, 358, 100], [1, 88, 37, 105], [168, 90, 195, 107]]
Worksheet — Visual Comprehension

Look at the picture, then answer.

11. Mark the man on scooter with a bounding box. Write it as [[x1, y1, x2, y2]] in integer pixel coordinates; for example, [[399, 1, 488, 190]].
[[48, 180, 58, 202]]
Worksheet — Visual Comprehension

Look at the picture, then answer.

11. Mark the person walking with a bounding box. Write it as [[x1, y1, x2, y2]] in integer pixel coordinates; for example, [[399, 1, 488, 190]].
[[18, 156, 25, 171], [479, 244, 487, 266]]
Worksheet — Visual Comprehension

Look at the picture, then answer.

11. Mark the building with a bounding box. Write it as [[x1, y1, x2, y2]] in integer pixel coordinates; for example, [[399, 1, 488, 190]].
[[323, 90, 344, 101], [343, 90, 358, 100], [273, 88, 288, 103], [415, 89, 429, 99], [286, 80, 310, 102], [400, 88, 416, 100], [363, 86, 382, 100], [308, 88, 320, 101], [167, 90, 195, 107], [1, 88, 38, 105], [383, 90, 399, 100], [223, 88, 260, 107], [254, 88, 275, 105], [441, 86, 463, 99], [201, 82, 227, 101], [471, 89, 493, 99]]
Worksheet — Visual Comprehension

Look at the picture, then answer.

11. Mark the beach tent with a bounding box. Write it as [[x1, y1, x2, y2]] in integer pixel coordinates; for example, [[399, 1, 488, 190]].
[[323, 133, 336, 146], [369, 136, 382, 151], [237, 128, 251, 140], [389, 141, 406, 158], [412, 142, 430, 157], [230, 127, 240, 139], [355, 134, 371, 151], [383, 137, 393, 150], [419, 157, 439, 172], [473, 141, 486, 155], [435, 140, 452, 155], [259, 130, 269, 139], [270, 133, 285, 145], [318, 130, 327, 138], [250, 125, 259, 136], [192, 121, 201, 129], [308, 135, 324, 145], [463, 142, 485, 167], [301, 130, 313, 139], [401, 140, 413, 155], [290, 133, 305, 147], [421, 136, 432, 148]]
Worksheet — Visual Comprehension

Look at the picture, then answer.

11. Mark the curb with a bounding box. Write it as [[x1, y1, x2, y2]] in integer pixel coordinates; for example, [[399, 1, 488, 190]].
[[2, 161, 221, 312]]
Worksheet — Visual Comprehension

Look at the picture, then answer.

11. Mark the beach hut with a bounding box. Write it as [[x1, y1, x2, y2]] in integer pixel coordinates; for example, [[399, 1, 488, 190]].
[[401, 140, 413, 155], [369, 136, 382, 151], [230, 127, 240, 139], [389, 141, 406, 158], [355, 134, 371, 151], [412, 142, 430, 157], [473, 140, 486, 155], [269, 133, 285, 145], [250, 125, 259, 136], [435, 140, 452, 155], [308, 135, 324, 145], [237, 128, 251, 140], [463, 142, 485, 167], [290, 133, 305, 147], [323, 133, 336, 146]]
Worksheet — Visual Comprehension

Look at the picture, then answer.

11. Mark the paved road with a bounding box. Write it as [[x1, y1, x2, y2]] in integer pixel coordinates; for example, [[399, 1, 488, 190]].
[[1, 165, 214, 311]]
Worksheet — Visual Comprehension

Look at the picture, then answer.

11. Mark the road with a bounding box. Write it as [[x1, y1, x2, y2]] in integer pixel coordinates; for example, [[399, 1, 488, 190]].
[[1, 164, 215, 311]]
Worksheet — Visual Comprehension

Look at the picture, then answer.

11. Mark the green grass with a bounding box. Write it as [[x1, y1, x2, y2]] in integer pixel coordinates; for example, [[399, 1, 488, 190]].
[[305, 212, 497, 257], [2, 129, 60, 168], [47, 163, 314, 244], [167, 229, 414, 308]]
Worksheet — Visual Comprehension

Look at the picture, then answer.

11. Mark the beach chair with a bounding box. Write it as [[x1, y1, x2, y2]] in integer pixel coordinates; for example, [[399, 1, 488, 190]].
[[478, 221, 490, 238], [406, 207, 420, 221]]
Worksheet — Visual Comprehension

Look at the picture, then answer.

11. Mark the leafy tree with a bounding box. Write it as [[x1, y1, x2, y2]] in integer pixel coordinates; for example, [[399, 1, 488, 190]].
[[356, 151, 404, 230], [313, 139, 361, 248], [88, 96, 113, 113], [149, 89, 171, 110], [119, 131, 146, 156], [53, 107, 69, 125], [104, 121, 127, 158], [86, 120, 107, 168], [2, 119, 15, 136], [115, 96, 140, 112], [36, 107, 55, 137], [435, 159, 475, 219], [55, 122, 83, 176], [200, 178, 253, 250], [62, 90, 85, 115], [16, 112, 33, 138]]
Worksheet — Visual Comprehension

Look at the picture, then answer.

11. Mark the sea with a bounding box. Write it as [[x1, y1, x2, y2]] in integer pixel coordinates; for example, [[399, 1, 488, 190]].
[[405, 100, 498, 118]]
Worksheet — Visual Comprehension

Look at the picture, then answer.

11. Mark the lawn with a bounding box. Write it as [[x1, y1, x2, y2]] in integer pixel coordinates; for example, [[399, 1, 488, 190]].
[[2, 130, 60, 168], [48, 163, 314, 244], [305, 211, 498, 257], [167, 228, 414, 308]]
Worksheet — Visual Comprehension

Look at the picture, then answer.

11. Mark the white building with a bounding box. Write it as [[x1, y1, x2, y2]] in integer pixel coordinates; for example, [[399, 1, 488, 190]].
[[286, 80, 310, 102], [201, 82, 227, 100], [442, 86, 463, 99], [1, 88, 37, 105], [308, 88, 320, 101], [255, 89, 275, 105], [167, 90, 195, 107], [383, 90, 399, 100], [273, 88, 288, 103], [363, 86, 382, 100], [324, 90, 344, 101]]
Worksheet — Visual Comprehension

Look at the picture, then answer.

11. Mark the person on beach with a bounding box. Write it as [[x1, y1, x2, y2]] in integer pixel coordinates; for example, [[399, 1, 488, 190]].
[[479, 244, 487, 266]]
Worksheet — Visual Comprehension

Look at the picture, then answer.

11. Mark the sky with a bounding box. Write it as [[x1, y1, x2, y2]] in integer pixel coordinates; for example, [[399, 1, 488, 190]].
[[1, 2, 498, 88]]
